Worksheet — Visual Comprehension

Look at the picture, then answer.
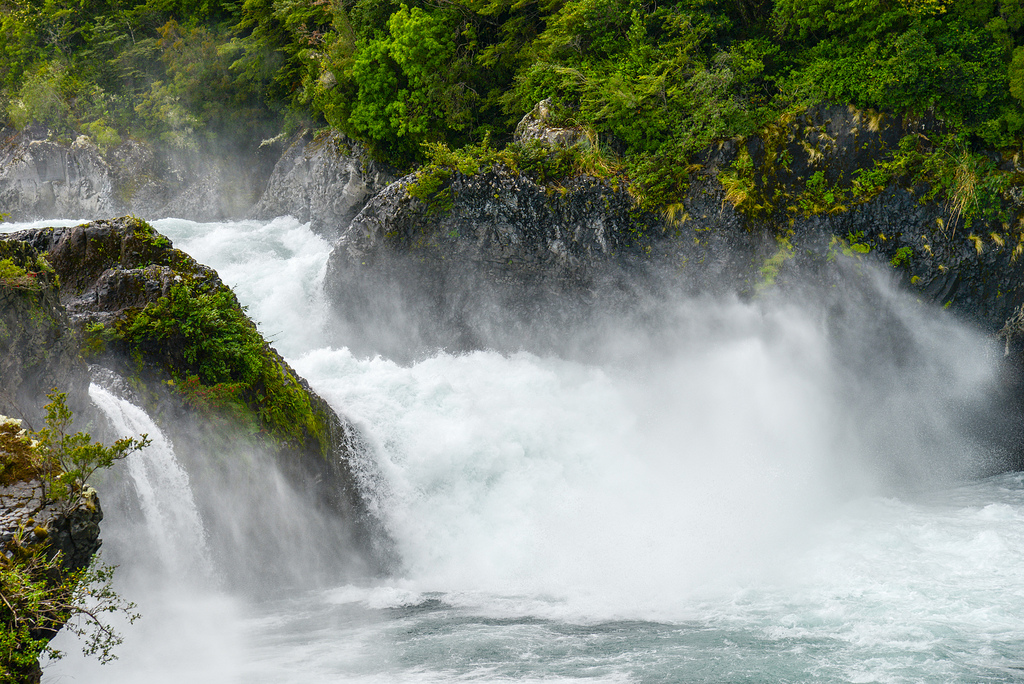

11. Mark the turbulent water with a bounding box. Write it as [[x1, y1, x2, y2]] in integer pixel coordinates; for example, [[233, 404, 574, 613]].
[[6, 218, 1024, 682]]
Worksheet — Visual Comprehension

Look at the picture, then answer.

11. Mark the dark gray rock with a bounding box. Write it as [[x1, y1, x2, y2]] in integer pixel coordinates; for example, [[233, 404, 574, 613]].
[[0, 479, 105, 572], [325, 165, 767, 359], [0, 240, 90, 430]]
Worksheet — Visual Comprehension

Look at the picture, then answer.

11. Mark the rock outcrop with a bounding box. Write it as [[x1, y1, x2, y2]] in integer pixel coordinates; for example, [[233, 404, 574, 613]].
[[0, 239, 90, 429], [251, 130, 395, 238], [0, 125, 388, 227], [324, 161, 762, 358], [0, 127, 280, 222], [0, 129, 116, 222], [0, 474, 103, 574], [324, 103, 1024, 362], [1, 217, 389, 576]]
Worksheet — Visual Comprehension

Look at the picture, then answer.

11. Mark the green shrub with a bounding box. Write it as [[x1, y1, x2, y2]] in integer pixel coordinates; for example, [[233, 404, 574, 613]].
[[0, 397, 143, 680], [34, 391, 151, 511], [112, 281, 326, 452]]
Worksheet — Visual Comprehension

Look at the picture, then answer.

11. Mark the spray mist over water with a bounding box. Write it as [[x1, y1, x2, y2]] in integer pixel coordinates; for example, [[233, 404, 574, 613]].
[[19, 217, 1024, 681], [154, 218, 1010, 601], [291, 296, 1003, 619]]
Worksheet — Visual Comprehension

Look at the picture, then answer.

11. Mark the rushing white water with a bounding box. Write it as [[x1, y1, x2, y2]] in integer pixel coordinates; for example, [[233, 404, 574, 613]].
[[87, 383, 211, 578], [3, 216, 1022, 682]]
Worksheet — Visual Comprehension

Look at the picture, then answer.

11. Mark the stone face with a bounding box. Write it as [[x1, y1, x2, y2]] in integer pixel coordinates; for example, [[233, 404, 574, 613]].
[[0, 125, 390, 227], [325, 165, 764, 358], [0, 132, 116, 221], [0, 477, 103, 572], [0, 241, 90, 430], [251, 130, 395, 238], [0, 128, 280, 222]]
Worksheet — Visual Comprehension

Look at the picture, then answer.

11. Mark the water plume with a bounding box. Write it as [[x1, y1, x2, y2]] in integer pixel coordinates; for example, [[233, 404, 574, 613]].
[[31, 217, 1024, 681]]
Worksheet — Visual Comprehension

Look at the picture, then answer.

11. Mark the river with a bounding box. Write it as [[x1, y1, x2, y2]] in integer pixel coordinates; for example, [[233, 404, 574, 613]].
[[5, 217, 1023, 683]]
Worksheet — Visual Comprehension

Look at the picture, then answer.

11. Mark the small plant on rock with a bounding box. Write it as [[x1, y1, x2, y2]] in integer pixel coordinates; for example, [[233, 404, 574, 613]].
[[33, 391, 150, 513]]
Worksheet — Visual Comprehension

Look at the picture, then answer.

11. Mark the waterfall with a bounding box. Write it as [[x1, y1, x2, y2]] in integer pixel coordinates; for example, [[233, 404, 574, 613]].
[[29, 217, 1024, 682], [88, 383, 212, 579]]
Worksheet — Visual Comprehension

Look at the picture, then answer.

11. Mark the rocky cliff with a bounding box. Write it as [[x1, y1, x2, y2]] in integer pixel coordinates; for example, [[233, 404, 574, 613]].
[[0, 238, 90, 430], [0, 126, 389, 228], [251, 130, 395, 238], [323, 104, 1024, 359], [0, 127, 281, 222]]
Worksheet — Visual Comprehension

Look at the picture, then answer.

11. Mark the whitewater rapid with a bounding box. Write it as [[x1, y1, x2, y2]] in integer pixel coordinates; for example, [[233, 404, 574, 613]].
[[4, 217, 1022, 682]]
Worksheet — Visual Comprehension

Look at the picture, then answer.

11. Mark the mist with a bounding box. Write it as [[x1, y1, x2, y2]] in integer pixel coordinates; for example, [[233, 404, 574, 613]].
[[20, 215, 1024, 681]]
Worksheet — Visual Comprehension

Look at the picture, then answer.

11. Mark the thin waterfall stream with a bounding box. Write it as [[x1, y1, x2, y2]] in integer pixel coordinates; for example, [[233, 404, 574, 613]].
[[87, 383, 212, 579], [3, 217, 1020, 683]]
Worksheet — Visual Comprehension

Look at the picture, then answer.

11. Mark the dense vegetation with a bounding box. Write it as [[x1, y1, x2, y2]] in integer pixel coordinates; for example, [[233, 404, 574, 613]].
[[80, 219, 331, 454], [1, 396, 143, 682], [2, 0, 1024, 207]]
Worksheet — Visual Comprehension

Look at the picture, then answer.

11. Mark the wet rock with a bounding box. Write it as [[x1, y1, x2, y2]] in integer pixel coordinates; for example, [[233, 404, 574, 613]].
[[0, 131, 116, 221], [251, 130, 395, 238], [325, 164, 763, 358], [0, 240, 89, 430]]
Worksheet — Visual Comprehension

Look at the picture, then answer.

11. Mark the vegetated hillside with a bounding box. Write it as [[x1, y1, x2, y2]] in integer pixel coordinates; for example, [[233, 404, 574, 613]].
[[2, 0, 1023, 214]]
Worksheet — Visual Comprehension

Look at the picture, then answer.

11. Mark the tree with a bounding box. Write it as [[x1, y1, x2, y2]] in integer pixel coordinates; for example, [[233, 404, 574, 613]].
[[34, 391, 150, 513], [0, 395, 146, 682]]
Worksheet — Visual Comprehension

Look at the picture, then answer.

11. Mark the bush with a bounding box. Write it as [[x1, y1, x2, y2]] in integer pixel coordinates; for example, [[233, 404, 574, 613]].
[[34, 391, 150, 512], [0, 396, 144, 681]]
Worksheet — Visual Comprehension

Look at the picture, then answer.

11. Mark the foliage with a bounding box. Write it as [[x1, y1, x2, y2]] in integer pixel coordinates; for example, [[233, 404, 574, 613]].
[[0, 398, 143, 680], [0, 420, 36, 487], [0, 252, 50, 291], [775, 0, 1024, 147], [106, 281, 326, 450], [1, 544, 139, 681], [891, 245, 914, 267], [33, 391, 151, 512], [0, 259, 27, 283], [407, 134, 621, 213], [756, 231, 795, 292], [797, 170, 847, 216], [175, 375, 255, 432], [3, 0, 1024, 212], [120, 282, 263, 385]]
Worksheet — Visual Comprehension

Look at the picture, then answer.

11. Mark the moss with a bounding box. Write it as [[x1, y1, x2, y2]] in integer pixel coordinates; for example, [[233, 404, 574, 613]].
[[0, 420, 38, 487], [756, 233, 796, 293], [890, 246, 914, 268], [0, 258, 27, 282], [128, 216, 172, 249], [0, 240, 51, 291], [81, 322, 117, 359], [407, 135, 621, 217], [100, 280, 330, 455]]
